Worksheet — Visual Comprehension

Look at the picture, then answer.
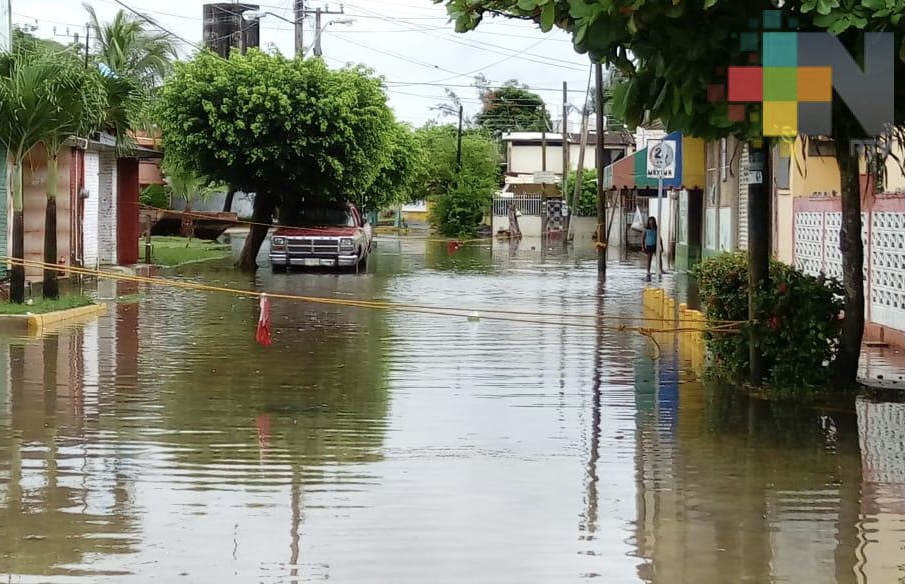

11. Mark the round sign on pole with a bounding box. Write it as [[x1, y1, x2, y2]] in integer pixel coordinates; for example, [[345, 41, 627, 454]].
[[646, 140, 677, 179], [648, 142, 674, 170]]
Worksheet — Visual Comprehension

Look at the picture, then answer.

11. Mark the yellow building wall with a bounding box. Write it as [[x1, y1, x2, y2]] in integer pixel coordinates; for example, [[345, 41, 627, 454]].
[[787, 138, 840, 196], [884, 140, 905, 193], [682, 136, 706, 190], [775, 194, 794, 265]]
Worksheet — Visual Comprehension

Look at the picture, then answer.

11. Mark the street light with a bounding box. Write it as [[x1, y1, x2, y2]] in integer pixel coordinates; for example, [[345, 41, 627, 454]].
[[241, 10, 291, 23], [240, 9, 354, 57], [311, 18, 354, 57]]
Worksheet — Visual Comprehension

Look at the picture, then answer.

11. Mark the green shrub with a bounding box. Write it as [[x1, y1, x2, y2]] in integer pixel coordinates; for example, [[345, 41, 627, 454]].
[[429, 172, 494, 237], [692, 252, 845, 388], [564, 170, 597, 216], [140, 184, 169, 209]]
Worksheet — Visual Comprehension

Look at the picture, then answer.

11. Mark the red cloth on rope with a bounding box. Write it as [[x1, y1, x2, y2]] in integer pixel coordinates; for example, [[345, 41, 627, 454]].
[[256, 294, 272, 347]]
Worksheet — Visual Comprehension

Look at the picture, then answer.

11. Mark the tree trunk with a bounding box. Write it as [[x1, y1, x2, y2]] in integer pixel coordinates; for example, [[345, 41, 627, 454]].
[[834, 146, 864, 385], [10, 163, 25, 303], [238, 192, 275, 272], [747, 139, 772, 385], [43, 154, 59, 300], [223, 186, 237, 213]]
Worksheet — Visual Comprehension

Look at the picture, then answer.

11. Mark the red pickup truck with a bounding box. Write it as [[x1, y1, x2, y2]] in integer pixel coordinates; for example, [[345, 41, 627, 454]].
[[269, 203, 374, 272]]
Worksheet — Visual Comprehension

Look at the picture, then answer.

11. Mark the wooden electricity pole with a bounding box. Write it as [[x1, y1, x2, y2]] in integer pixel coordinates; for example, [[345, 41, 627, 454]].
[[595, 62, 607, 275], [567, 106, 590, 242], [562, 81, 570, 236]]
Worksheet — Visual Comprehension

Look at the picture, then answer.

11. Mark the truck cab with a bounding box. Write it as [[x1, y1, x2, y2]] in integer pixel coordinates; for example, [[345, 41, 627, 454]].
[[269, 203, 373, 272]]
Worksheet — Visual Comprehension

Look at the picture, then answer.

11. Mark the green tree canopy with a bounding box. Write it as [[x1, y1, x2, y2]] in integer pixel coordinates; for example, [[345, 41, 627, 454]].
[[362, 123, 427, 208], [156, 50, 397, 208], [474, 81, 550, 136], [413, 124, 501, 236], [441, 0, 904, 141], [413, 124, 501, 200]]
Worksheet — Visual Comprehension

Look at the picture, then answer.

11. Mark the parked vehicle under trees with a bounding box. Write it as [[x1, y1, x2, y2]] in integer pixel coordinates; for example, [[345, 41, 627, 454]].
[[156, 51, 417, 271]]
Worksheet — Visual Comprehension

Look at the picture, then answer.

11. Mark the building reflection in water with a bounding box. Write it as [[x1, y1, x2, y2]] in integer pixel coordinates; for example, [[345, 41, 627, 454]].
[[855, 396, 905, 584], [0, 284, 142, 577], [630, 323, 905, 583]]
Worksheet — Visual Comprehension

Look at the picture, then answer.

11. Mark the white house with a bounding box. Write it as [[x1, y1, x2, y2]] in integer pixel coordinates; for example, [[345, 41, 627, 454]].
[[501, 130, 635, 184]]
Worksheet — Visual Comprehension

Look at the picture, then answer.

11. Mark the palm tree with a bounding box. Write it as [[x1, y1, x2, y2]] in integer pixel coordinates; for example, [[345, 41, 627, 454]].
[[97, 67, 146, 153], [39, 60, 107, 299], [85, 4, 178, 153], [0, 48, 88, 302], [161, 159, 219, 245], [84, 4, 178, 91]]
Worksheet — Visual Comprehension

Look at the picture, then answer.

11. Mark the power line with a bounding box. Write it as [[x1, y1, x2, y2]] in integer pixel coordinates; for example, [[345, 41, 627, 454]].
[[383, 80, 592, 93], [340, 1, 586, 71]]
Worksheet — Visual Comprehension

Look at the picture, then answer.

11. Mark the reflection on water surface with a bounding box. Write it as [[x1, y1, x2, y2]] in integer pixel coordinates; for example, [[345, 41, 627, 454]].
[[0, 238, 902, 583]]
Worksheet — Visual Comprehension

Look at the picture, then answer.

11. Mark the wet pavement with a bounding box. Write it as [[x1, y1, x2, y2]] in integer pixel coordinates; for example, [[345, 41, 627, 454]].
[[1, 236, 904, 583]]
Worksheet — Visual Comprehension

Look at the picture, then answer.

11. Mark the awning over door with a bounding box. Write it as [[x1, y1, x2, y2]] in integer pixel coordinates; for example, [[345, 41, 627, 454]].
[[603, 131, 705, 194]]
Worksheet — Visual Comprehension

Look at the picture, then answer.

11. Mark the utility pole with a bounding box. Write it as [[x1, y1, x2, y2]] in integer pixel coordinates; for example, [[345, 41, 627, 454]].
[[567, 105, 590, 242], [540, 108, 548, 204], [294, 0, 305, 57], [455, 104, 464, 173], [238, 16, 246, 55], [313, 8, 322, 56], [453, 104, 464, 190], [747, 138, 772, 385], [595, 62, 607, 275], [562, 81, 570, 236]]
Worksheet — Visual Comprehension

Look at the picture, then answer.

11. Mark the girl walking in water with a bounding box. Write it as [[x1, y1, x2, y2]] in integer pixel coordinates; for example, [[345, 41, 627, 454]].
[[643, 217, 658, 277]]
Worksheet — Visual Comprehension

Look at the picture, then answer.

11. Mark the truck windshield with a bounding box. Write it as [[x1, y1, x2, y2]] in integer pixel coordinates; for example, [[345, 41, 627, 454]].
[[296, 207, 355, 227]]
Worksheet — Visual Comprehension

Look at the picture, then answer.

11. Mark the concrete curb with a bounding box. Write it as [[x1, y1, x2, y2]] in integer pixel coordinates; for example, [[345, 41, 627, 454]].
[[0, 303, 107, 335]]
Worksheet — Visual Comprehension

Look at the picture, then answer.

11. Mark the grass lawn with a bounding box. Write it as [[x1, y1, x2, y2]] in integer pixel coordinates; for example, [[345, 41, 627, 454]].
[[0, 294, 94, 315], [141, 236, 231, 267]]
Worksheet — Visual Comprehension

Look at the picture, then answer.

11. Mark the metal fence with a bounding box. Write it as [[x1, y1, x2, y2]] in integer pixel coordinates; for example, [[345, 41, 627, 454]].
[[492, 197, 544, 216]]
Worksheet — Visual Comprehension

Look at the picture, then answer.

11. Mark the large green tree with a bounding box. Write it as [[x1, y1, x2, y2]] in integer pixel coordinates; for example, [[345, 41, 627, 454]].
[[413, 124, 500, 235], [474, 80, 551, 136], [414, 124, 500, 199], [439, 0, 905, 385], [155, 50, 401, 270]]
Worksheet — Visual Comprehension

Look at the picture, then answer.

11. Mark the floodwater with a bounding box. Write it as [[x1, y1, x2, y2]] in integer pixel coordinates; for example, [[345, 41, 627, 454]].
[[1, 236, 904, 583]]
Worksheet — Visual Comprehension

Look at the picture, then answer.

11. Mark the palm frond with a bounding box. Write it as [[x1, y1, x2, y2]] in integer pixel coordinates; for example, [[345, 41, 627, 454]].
[[84, 2, 178, 90]]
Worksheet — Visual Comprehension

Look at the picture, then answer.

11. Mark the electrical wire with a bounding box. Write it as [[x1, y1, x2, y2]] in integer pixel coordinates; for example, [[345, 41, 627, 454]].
[[3, 257, 743, 347], [339, 1, 587, 71]]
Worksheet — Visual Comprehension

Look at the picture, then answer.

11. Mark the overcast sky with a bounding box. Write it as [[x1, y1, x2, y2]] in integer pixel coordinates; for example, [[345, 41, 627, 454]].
[[15, 0, 595, 129]]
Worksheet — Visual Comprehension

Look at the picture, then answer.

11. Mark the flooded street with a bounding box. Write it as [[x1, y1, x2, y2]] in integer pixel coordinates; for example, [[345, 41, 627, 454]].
[[1, 237, 903, 583]]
